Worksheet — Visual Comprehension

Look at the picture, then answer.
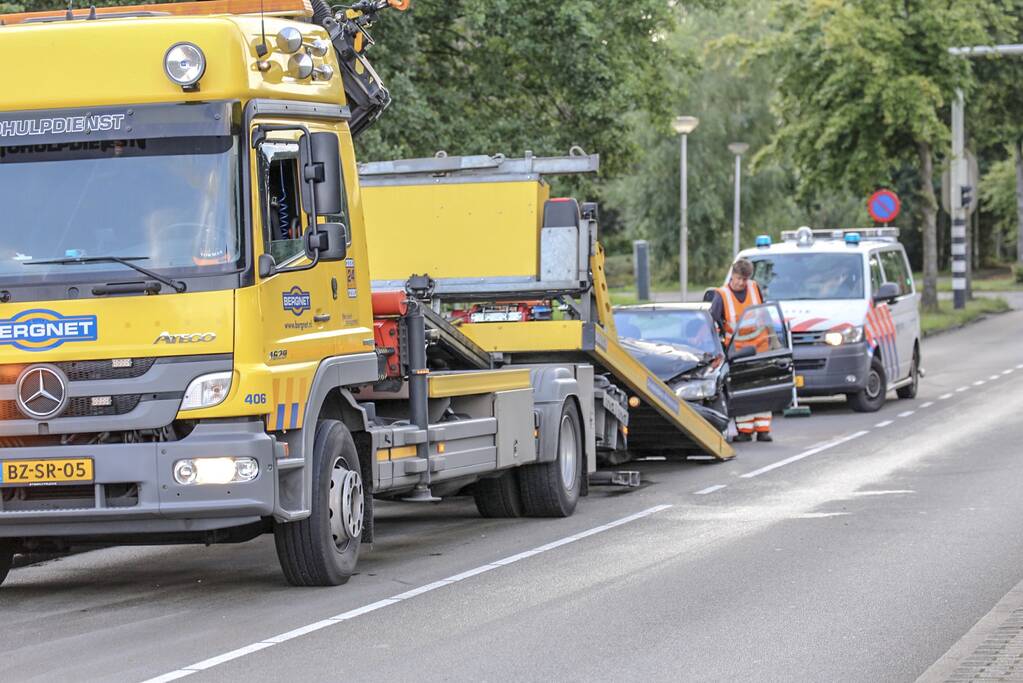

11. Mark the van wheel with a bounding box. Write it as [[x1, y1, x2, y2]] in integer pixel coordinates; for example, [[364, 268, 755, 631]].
[[473, 470, 523, 518], [519, 401, 582, 517], [274, 420, 364, 586], [0, 541, 13, 587], [847, 355, 887, 413], [896, 348, 920, 399]]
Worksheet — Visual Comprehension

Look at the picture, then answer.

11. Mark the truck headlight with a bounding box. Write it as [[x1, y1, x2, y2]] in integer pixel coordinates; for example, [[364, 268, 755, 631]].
[[824, 326, 864, 346], [164, 42, 206, 89], [181, 372, 232, 410], [675, 378, 717, 400], [173, 457, 259, 485]]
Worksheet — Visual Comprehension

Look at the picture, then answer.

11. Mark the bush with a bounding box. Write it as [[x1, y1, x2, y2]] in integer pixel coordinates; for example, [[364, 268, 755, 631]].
[[1014, 264, 1023, 285]]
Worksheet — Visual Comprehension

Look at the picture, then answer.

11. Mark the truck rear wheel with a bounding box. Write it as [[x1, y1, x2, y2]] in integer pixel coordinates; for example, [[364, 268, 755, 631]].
[[0, 541, 13, 587], [473, 470, 523, 518], [519, 401, 582, 517], [847, 355, 887, 413], [274, 420, 364, 587]]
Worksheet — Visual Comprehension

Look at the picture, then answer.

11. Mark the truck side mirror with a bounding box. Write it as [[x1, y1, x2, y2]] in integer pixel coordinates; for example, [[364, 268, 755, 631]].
[[258, 253, 277, 278], [874, 282, 899, 302], [305, 222, 348, 262], [301, 132, 343, 218]]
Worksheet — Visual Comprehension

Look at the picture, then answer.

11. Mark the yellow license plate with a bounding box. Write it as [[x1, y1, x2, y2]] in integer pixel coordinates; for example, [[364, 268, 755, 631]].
[[795, 375, 805, 388], [0, 459, 94, 486]]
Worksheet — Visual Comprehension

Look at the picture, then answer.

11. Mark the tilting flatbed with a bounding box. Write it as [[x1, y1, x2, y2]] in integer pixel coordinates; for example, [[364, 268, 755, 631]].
[[359, 152, 734, 462]]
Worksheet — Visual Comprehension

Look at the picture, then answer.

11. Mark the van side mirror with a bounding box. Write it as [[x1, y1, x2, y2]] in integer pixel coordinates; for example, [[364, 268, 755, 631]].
[[874, 282, 899, 302], [301, 132, 343, 218], [305, 222, 348, 262]]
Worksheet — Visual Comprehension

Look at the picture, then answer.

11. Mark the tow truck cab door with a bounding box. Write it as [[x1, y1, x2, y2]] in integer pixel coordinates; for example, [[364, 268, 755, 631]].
[[725, 303, 794, 417]]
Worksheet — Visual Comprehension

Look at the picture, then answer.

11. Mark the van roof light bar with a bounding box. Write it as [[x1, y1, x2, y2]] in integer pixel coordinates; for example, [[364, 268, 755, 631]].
[[780, 227, 900, 243], [0, 0, 311, 26]]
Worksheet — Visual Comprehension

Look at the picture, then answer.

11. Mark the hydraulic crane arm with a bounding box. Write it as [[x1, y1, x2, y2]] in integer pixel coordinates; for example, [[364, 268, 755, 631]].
[[310, 0, 407, 137]]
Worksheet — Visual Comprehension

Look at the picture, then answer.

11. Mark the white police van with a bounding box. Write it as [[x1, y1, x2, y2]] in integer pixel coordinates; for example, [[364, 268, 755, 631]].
[[737, 227, 921, 412]]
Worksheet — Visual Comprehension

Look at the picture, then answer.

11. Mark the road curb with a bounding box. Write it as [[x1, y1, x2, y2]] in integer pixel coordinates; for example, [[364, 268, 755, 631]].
[[917, 578, 1023, 681]]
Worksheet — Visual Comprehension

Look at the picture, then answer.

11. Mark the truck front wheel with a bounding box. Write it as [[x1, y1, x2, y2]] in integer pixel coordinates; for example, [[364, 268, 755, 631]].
[[519, 401, 582, 517], [274, 420, 364, 587], [0, 541, 12, 587]]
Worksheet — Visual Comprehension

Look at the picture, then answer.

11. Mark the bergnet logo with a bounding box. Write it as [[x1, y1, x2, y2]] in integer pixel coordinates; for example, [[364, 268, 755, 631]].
[[282, 287, 312, 316], [0, 114, 126, 139], [0, 309, 98, 352]]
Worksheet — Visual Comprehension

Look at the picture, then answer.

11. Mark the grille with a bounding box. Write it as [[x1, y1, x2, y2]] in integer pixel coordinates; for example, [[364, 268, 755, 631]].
[[791, 331, 825, 345], [0, 394, 143, 421], [0, 358, 157, 385], [795, 358, 826, 371], [0, 483, 139, 511]]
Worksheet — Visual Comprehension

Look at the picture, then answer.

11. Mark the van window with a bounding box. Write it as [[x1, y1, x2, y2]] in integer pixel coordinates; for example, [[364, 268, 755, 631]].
[[869, 253, 884, 295], [750, 253, 864, 300], [879, 250, 912, 296]]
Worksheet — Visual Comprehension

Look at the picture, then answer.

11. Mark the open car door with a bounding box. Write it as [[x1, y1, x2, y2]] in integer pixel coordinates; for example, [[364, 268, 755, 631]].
[[724, 303, 794, 417]]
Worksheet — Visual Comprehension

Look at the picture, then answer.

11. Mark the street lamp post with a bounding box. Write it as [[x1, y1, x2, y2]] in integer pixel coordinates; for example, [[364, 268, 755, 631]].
[[728, 142, 749, 258], [673, 116, 699, 301]]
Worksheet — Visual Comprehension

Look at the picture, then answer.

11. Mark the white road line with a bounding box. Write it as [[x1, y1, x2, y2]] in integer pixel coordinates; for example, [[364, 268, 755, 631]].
[[1003, 369, 1014, 375], [740, 431, 869, 479], [920, 402, 934, 408], [875, 420, 893, 428], [956, 386, 969, 392], [694, 484, 727, 495], [898, 410, 915, 418], [990, 374, 1001, 381], [140, 504, 674, 683], [973, 380, 985, 386], [939, 393, 953, 400], [1018, 363, 1023, 369]]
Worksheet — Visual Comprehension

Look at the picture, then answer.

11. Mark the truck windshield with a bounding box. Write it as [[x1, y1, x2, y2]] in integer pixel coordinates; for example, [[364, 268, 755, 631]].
[[0, 136, 240, 285], [751, 253, 864, 300]]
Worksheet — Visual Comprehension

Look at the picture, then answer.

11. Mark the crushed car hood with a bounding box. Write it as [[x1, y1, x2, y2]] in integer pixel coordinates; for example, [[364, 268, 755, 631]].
[[619, 337, 709, 381]]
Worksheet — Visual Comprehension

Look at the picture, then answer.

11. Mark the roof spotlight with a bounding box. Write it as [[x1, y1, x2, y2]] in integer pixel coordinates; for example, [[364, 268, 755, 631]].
[[164, 42, 206, 91], [276, 27, 303, 54], [288, 52, 313, 79]]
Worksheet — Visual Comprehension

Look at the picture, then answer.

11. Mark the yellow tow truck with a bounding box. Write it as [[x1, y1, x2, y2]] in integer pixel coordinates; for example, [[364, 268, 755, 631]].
[[0, 0, 729, 587]]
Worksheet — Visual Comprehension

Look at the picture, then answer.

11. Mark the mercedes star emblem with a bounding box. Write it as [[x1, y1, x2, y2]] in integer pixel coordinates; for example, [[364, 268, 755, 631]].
[[15, 365, 68, 419]]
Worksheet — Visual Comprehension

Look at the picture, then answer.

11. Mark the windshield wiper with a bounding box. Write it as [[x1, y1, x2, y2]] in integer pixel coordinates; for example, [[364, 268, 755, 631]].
[[23, 256, 187, 293]]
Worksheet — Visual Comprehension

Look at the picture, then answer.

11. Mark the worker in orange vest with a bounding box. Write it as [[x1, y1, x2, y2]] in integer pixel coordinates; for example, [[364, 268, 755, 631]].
[[708, 258, 773, 442]]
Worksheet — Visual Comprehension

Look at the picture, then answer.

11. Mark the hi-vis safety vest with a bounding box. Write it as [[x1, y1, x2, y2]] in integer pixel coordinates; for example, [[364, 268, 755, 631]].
[[717, 281, 766, 349]]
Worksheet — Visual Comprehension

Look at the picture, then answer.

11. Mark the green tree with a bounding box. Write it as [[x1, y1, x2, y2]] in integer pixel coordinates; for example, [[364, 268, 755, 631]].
[[757, 0, 1008, 311]]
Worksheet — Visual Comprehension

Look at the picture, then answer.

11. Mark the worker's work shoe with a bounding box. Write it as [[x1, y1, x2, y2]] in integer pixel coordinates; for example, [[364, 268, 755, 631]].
[[734, 432, 753, 442], [756, 432, 773, 442]]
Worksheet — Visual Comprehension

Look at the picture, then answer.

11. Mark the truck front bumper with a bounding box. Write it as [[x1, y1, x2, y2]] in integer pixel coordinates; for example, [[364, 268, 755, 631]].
[[0, 420, 279, 538], [793, 341, 872, 396]]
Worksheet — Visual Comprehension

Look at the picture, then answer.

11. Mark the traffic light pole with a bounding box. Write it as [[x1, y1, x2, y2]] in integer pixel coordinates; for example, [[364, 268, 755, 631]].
[[948, 44, 1023, 311], [951, 89, 967, 310]]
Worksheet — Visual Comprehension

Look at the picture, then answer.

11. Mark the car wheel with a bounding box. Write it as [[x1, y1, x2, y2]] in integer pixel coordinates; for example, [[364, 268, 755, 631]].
[[847, 355, 887, 413], [896, 348, 920, 399], [0, 541, 13, 587]]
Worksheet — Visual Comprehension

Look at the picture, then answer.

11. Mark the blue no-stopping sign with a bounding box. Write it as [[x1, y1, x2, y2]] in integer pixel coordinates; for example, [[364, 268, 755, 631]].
[[867, 189, 901, 223]]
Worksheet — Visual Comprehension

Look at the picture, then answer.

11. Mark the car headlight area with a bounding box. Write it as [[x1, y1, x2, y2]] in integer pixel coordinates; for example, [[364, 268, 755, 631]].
[[675, 378, 718, 401], [824, 325, 864, 346]]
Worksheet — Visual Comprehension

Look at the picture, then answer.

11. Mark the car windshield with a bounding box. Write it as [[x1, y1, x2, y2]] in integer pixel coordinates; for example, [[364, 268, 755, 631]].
[[0, 136, 240, 284], [750, 253, 864, 300], [613, 309, 720, 355]]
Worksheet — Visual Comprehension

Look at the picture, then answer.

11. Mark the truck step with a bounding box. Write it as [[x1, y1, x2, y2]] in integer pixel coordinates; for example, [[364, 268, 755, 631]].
[[588, 471, 641, 488]]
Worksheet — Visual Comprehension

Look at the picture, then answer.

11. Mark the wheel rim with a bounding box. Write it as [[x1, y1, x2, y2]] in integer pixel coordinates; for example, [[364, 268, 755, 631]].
[[558, 413, 578, 491], [329, 458, 363, 551], [866, 368, 882, 399]]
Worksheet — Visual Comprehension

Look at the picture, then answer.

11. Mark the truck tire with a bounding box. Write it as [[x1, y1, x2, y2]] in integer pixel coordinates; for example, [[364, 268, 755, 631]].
[[847, 355, 887, 413], [0, 541, 12, 587], [519, 401, 582, 518], [473, 470, 523, 518], [896, 347, 920, 399], [274, 420, 364, 586]]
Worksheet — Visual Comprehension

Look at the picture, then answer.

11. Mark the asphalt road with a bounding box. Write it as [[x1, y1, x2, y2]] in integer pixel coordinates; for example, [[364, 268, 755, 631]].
[[2, 310, 1021, 682]]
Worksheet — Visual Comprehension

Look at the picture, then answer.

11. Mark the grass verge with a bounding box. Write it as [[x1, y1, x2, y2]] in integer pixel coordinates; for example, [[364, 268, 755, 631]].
[[921, 297, 1011, 337]]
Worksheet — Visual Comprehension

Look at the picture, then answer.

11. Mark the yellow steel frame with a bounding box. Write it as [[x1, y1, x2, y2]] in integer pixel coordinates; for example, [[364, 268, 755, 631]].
[[428, 369, 531, 398]]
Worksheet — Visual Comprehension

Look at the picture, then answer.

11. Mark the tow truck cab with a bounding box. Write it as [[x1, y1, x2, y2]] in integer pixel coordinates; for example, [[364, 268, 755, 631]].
[[738, 227, 921, 413]]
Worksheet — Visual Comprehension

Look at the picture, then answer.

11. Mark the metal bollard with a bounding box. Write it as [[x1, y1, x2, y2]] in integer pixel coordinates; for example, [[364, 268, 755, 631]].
[[633, 240, 650, 302]]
